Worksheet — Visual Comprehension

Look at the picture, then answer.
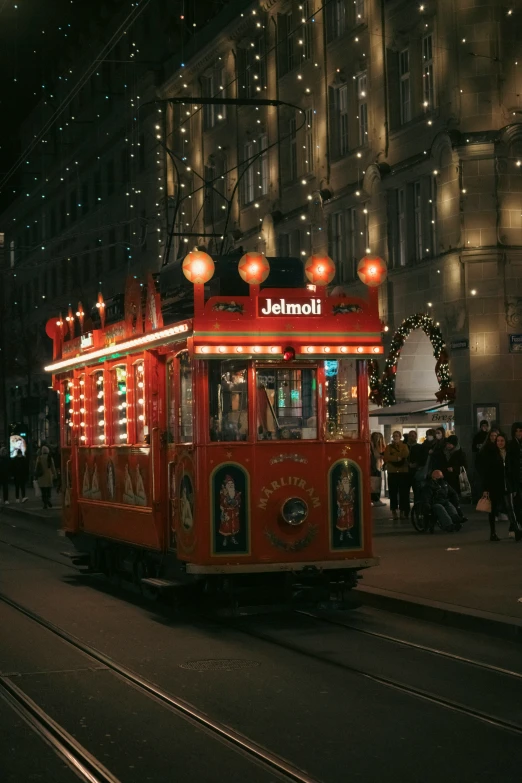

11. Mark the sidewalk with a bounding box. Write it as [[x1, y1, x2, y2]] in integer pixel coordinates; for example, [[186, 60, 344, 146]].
[[362, 499, 522, 640], [0, 494, 62, 527]]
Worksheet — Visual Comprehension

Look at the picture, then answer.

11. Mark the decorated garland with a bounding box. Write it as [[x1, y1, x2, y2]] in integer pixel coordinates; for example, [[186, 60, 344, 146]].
[[369, 314, 455, 407]]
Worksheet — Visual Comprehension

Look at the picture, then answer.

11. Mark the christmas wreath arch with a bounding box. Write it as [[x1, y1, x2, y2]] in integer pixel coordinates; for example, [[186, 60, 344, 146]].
[[369, 314, 455, 407]]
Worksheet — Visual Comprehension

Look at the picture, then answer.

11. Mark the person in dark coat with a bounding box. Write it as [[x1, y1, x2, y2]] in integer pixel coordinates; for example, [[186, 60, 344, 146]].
[[475, 428, 499, 484], [472, 420, 490, 453], [432, 434, 468, 497], [0, 446, 11, 504], [421, 470, 464, 531], [507, 422, 522, 529], [11, 449, 29, 503], [482, 433, 521, 542]]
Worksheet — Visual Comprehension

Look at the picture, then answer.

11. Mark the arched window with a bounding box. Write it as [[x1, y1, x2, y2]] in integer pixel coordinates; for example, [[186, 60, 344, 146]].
[[112, 365, 128, 443], [167, 360, 176, 443], [92, 370, 106, 443]]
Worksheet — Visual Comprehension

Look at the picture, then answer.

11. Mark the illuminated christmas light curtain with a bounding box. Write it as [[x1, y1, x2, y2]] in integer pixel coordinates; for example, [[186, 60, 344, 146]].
[[92, 370, 106, 442], [134, 362, 146, 443], [63, 380, 73, 447], [78, 374, 87, 443], [113, 366, 128, 443]]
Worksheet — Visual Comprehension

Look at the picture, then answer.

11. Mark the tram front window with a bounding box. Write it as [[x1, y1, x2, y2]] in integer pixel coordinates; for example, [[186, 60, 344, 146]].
[[325, 359, 359, 440], [257, 368, 317, 440], [209, 361, 249, 442]]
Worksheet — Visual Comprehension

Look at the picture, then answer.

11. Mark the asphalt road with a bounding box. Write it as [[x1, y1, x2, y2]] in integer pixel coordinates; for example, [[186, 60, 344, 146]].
[[1, 511, 522, 783]]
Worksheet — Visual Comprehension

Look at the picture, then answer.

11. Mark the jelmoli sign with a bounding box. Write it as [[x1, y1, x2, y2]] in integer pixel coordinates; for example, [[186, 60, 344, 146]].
[[258, 297, 322, 316]]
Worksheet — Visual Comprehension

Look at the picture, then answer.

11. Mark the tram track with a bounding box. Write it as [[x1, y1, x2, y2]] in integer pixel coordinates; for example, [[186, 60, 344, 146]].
[[0, 592, 320, 783], [3, 537, 522, 746], [221, 612, 522, 738], [294, 609, 522, 681], [0, 675, 121, 783]]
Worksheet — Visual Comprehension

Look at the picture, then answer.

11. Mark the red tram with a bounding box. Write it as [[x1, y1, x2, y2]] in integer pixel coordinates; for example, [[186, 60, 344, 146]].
[[45, 252, 386, 600]]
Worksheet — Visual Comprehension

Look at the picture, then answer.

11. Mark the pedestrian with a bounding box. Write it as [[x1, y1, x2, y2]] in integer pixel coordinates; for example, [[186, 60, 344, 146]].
[[404, 430, 419, 500], [481, 433, 521, 542], [507, 422, 522, 531], [0, 446, 11, 504], [475, 428, 499, 485], [34, 446, 57, 510], [383, 430, 410, 521], [472, 420, 490, 453], [11, 449, 29, 503], [421, 469, 465, 531], [370, 432, 386, 507]]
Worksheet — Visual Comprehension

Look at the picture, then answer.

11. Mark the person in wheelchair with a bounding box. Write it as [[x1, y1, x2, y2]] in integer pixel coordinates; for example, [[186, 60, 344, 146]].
[[420, 469, 465, 531]]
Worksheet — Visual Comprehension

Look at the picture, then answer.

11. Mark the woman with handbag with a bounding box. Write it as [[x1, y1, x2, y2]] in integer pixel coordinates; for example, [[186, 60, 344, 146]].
[[370, 432, 386, 507], [34, 446, 57, 510], [481, 433, 521, 541], [383, 431, 410, 521]]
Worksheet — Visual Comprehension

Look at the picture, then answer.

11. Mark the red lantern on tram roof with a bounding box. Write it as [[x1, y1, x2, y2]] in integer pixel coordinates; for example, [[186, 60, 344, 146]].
[[238, 252, 270, 285], [304, 254, 335, 286], [357, 255, 387, 287], [182, 250, 215, 284]]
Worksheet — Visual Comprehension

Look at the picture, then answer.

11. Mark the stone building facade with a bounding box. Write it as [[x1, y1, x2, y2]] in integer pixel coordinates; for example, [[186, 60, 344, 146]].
[[2, 0, 521, 449]]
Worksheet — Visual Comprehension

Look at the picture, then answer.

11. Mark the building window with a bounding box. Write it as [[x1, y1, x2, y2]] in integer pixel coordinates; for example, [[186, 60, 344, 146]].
[[326, 0, 346, 42], [422, 33, 434, 110], [304, 108, 314, 174], [428, 175, 437, 255], [300, 1, 313, 62], [289, 117, 298, 181], [397, 188, 406, 266], [354, 0, 365, 23], [331, 83, 349, 158], [106, 159, 115, 195], [399, 49, 411, 125], [82, 252, 91, 284], [243, 136, 268, 204], [202, 67, 226, 129], [109, 228, 116, 269], [239, 35, 266, 97], [356, 72, 368, 146], [81, 181, 90, 215], [329, 208, 359, 281], [413, 180, 423, 261]]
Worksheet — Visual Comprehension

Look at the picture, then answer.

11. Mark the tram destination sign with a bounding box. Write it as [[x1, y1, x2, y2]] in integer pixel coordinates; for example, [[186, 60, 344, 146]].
[[259, 297, 322, 316]]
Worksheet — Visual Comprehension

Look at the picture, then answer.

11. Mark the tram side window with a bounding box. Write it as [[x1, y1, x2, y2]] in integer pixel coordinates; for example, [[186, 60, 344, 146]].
[[112, 365, 129, 443], [78, 374, 87, 443], [63, 380, 73, 446], [167, 361, 176, 443], [325, 359, 359, 440], [92, 371, 106, 443], [257, 369, 317, 440], [134, 362, 147, 443], [209, 361, 249, 442], [179, 352, 193, 443]]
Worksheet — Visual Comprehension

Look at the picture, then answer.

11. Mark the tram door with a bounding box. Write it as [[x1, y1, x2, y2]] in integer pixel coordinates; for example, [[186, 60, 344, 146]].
[[166, 351, 195, 553]]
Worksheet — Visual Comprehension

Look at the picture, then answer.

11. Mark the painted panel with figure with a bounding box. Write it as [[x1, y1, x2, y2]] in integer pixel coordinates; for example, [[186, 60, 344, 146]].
[[210, 463, 250, 556], [79, 448, 150, 507], [329, 459, 363, 550]]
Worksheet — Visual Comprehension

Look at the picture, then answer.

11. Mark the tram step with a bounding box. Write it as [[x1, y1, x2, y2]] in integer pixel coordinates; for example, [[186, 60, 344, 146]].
[[61, 551, 89, 561], [140, 577, 182, 590]]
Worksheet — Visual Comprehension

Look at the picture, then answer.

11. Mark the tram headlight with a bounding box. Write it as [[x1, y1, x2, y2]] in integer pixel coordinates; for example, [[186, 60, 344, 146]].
[[281, 497, 308, 526]]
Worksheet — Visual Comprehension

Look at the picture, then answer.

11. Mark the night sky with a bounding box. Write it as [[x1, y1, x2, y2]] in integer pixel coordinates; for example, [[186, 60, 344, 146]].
[[0, 0, 112, 177]]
